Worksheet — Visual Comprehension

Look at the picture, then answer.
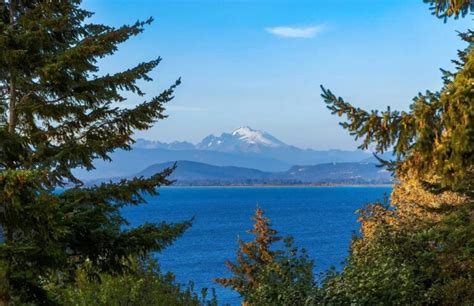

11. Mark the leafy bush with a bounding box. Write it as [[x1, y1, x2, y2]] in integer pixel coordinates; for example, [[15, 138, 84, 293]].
[[50, 256, 218, 306]]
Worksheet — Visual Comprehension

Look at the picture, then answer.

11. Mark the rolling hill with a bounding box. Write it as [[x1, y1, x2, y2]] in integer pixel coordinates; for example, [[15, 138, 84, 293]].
[[126, 160, 393, 186]]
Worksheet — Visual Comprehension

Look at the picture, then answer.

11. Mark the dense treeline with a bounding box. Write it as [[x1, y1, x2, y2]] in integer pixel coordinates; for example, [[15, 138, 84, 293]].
[[0, 0, 472, 305]]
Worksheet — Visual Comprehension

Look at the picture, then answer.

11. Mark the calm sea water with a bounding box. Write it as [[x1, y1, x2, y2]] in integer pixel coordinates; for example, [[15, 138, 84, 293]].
[[122, 186, 391, 305]]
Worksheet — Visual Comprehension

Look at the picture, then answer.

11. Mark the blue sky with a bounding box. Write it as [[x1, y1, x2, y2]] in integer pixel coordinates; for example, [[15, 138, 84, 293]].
[[83, 0, 471, 150]]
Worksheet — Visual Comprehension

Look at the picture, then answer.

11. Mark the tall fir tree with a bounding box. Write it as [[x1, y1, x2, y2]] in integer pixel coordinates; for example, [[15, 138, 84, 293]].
[[215, 208, 282, 293], [0, 0, 189, 304], [318, 1, 473, 304], [216, 208, 315, 305]]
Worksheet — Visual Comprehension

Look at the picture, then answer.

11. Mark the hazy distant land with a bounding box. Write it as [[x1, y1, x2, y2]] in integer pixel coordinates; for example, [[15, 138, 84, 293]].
[[79, 127, 393, 186]]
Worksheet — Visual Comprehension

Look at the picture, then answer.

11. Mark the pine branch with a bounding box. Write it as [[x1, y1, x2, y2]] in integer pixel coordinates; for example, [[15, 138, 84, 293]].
[[320, 85, 416, 158], [60, 165, 176, 207]]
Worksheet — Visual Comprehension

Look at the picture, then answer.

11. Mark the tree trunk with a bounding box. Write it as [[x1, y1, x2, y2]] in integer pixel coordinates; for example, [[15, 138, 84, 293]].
[[8, 78, 15, 134], [7, 0, 16, 134]]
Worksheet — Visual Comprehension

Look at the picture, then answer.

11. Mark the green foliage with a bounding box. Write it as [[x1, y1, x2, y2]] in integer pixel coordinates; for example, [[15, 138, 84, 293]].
[[244, 237, 317, 306], [321, 210, 430, 304], [216, 208, 316, 305], [0, 170, 66, 303], [49, 256, 218, 306], [0, 0, 188, 304], [0, 0, 181, 186], [321, 30, 474, 191], [0, 139, 191, 306], [320, 202, 474, 305]]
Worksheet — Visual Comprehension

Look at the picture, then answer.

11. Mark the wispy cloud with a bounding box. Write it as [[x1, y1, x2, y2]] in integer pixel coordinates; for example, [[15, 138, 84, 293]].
[[167, 105, 205, 112], [265, 25, 325, 38]]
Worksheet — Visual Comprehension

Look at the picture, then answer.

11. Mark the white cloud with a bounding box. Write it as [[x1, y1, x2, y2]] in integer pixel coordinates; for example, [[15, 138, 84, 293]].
[[265, 25, 325, 38]]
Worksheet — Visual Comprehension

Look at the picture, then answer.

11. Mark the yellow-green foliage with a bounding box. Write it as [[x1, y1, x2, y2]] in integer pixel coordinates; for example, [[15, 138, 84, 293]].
[[424, 0, 474, 18], [216, 208, 315, 306], [319, 4, 473, 302]]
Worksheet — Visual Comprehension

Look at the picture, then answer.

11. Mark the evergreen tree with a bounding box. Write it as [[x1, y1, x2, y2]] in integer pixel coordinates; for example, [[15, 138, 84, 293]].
[[318, 2, 473, 304], [216, 208, 315, 305], [0, 1, 189, 304]]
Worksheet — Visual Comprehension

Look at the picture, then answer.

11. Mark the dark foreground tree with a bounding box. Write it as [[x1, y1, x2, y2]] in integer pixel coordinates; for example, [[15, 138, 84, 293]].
[[0, 0, 189, 304], [216, 208, 315, 306]]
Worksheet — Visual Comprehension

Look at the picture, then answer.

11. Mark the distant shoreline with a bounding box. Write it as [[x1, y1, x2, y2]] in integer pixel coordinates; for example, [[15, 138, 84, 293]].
[[164, 184, 393, 188]]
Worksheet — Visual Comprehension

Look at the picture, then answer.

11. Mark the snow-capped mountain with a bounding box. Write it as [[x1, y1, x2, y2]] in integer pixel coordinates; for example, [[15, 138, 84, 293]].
[[126, 126, 372, 173], [231, 126, 286, 147], [76, 126, 391, 182], [196, 126, 288, 153], [194, 127, 371, 166]]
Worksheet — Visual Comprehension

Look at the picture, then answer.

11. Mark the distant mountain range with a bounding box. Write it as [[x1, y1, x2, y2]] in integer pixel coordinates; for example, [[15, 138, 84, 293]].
[[75, 126, 393, 183], [93, 160, 392, 186], [133, 126, 372, 166]]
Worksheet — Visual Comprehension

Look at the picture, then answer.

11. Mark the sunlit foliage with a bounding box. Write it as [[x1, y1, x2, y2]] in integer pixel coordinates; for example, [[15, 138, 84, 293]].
[[318, 5, 473, 303], [216, 208, 315, 305]]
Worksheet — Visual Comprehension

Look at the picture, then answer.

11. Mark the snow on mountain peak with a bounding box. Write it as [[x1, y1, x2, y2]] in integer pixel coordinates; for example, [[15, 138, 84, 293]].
[[231, 126, 284, 147], [232, 126, 254, 136], [195, 126, 288, 152]]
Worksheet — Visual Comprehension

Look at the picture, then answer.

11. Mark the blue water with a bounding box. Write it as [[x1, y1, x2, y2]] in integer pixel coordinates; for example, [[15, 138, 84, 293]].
[[123, 186, 391, 305]]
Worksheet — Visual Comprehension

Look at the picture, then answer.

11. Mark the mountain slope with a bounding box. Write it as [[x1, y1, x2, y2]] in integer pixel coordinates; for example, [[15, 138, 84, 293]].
[[194, 126, 371, 165], [280, 163, 391, 182], [196, 126, 287, 153], [74, 148, 290, 180], [76, 126, 375, 181], [137, 161, 272, 181], [124, 160, 392, 185]]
